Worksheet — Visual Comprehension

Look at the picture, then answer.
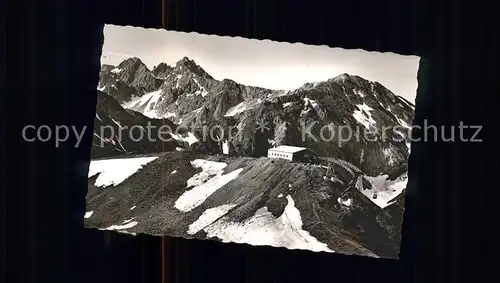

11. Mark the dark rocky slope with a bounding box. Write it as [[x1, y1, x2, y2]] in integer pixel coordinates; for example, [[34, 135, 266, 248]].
[[92, 91, 183, 158], [85, 152, 406, 258]]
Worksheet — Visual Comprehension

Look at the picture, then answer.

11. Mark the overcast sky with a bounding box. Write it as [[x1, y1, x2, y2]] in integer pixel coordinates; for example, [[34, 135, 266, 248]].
[[101, 24, 420, 102]]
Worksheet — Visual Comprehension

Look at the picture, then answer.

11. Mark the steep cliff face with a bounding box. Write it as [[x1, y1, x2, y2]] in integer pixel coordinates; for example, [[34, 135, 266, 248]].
[[92, 91, 182, 159]]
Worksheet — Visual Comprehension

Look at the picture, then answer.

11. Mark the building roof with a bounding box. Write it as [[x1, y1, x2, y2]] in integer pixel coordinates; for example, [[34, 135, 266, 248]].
[[268, 145, 307, 154]]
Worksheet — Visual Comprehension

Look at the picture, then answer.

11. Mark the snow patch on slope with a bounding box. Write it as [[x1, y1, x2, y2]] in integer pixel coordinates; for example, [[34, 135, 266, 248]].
[[383, 146, 399, 166], [353, 103, 376, 129], [175, 74, 182, 88], [192, 78, 209, 97], [224, 102, 248, 117], [222, 140, 229, 154], [103, 221, 138, 231], [337, 197, 352, 206], [88, 156, 158, 187], [193, 107, 203, 113], [84, 211, 94, 219], [203, 195, 334, 253], [164, 112, 177, 119], [395, 116, 411, 129], [302, 97, 325, 118], [170, 132, 199, 146], [303, 97, 318, 108], [174, 160, 243, 212], [224, 99, 264, 117], [122, 90, 163, 119], [354, 89, 365, 98], [362, 173, 408, 208], [188, 204, 237, 235]]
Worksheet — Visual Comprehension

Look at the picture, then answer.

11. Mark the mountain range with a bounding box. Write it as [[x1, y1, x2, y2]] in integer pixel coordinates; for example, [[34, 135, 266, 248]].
[[86, 56, 414, 258], [95, 56, 413, 175]]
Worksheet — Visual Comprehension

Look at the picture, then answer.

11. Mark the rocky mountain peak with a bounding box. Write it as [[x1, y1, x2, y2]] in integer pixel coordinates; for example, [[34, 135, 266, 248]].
[[152, 62, 174, 79], [332, 73, 353, 82], [174, 56, 213, 79], [330, 73, 368, 86], [178, 56, 194, 64], [154, 62, 173, 71], [99, 57, 161, 98], [117, 57, 147, 71]]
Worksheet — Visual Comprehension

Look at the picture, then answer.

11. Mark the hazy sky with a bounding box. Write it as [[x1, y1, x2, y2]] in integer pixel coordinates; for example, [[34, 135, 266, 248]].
[[101, 24, 420, 102]]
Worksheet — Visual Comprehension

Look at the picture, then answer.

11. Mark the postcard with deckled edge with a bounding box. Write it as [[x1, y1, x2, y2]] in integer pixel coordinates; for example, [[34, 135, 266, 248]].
[[85, 24, 418, 259]]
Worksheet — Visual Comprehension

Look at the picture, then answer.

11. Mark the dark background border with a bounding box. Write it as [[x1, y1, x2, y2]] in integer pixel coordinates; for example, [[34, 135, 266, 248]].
[[5, 0, 498, 282]]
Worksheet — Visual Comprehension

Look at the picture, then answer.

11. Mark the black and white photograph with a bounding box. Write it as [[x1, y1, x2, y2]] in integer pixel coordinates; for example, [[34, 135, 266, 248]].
[[85, 24, 419, 259]]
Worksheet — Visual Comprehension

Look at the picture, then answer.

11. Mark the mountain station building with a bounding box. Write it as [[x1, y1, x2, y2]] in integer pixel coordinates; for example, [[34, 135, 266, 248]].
[[267, 146, 316, 162]]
